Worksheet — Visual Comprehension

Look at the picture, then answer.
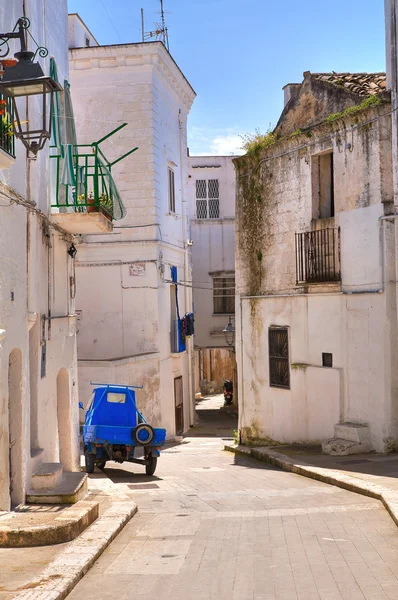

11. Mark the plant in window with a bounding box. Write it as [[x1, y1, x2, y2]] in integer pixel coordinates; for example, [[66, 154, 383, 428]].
[[0, 99, 14, 139]]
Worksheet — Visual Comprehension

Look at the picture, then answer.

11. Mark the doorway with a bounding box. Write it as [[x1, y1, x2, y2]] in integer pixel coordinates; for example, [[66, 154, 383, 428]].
[[57, 368, 72, 470], [8, 348, 23, 507], [174, 376, 184, 435]]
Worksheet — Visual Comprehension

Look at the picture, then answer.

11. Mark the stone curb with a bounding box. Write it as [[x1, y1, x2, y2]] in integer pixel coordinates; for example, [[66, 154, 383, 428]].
[[0, 501, 99, 548], [11, 500, 137, 600], [224, 444, 398, 529]]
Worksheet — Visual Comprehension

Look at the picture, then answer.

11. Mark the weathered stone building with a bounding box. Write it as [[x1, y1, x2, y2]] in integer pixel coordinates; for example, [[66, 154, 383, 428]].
[[235, 72, 398, 453]]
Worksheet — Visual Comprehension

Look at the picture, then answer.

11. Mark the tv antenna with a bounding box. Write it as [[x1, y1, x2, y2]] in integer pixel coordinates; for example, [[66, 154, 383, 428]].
[[142, 0, 170, 51]]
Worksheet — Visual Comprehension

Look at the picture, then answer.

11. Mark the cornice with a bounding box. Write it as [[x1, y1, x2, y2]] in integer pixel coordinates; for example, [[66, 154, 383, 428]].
[[69, 42, 195, 111]]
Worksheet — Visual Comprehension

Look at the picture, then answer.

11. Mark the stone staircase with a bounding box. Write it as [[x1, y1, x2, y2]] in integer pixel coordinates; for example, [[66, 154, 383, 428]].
[[27, 462, 88, 504], [322, 422, 372, 456]]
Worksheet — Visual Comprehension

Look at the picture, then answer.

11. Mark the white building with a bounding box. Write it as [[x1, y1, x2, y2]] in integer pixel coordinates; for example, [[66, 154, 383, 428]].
[[235, 71, 398, 454], [68, 16, 196, 438], [188, 156, 237, 395], [0, 0, 81, 510]]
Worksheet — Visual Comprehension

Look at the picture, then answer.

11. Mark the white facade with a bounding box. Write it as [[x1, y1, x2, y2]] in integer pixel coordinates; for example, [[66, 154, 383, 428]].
[[188, 156, 236, 347], [68, 23, 196, 437], [235, 73, 398, 453], [0, 1, 80, 510], [188, 156, 237, 395]]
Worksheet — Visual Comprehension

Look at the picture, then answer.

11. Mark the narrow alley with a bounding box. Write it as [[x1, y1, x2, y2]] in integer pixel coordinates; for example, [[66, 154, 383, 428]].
[[66, 396, 398, 600]]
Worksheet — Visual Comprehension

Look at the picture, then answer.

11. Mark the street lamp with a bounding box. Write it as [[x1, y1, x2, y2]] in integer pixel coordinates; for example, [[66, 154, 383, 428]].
[[0, 18, 62, 154], [223, 316, 235, 348]]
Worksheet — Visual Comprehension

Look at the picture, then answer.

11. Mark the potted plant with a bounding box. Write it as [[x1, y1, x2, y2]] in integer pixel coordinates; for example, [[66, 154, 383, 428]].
[[1, 59, 17, 69], [0, 99, 14, 140], [98, 192, 113, 221]]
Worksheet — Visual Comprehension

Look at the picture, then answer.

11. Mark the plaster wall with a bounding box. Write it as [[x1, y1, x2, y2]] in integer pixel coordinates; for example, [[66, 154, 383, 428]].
[[236, 108, 393, 298], [70, 40, 195, 434], [68, 14, 98, 49], [235, 103, 398, 452], [0, 1, 79, 511], [239, 290, 397, 451], [188, 156, 236, 348]]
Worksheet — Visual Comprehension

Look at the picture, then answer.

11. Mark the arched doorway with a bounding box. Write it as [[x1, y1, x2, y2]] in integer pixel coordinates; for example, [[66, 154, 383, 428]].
[[8, 348, 24, 507], [57, 369, 72, 470]]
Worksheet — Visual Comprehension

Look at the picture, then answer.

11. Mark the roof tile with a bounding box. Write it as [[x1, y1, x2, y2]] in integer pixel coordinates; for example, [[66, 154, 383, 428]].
[[311, 72, 386, 96]]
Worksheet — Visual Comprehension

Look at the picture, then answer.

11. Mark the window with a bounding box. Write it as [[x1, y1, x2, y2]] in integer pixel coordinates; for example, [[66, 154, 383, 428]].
[[196, 179, 220, 218], [322, 353, 333, 368], [312, 151, 334, 219], [168, 167, 176, 213], [269, 327, 290, 389], [213, 275, 235, 314], [107, 393, 126, 403], [85, 37, 90, 47], [295, 227, 341, 283]]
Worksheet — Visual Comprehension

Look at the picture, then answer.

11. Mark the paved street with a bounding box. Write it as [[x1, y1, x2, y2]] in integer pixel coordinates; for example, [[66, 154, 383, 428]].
[[68, 396, 398, 600]]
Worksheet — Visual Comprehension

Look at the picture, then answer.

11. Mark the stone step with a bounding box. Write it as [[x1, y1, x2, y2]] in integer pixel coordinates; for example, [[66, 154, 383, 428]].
[[334, 422, 370, 444], [27, 472, 88, 504], [31, 462, 63, 491], [0, 500, 99, 547], [322, 437, 372, 456]]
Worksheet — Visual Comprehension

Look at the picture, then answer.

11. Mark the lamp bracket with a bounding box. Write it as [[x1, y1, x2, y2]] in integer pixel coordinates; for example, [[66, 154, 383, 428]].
[[0, 18, 48, 61]]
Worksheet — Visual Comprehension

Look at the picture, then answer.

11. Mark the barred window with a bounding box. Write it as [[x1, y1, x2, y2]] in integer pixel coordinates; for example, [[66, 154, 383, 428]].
[[269, 327, 290, 389], [196, 179, 220, 219], [168, 167, 175, 213], [213, 275, 235, 314]]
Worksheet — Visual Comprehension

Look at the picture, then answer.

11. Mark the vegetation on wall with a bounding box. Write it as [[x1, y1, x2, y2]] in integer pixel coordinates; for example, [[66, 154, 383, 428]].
[[241, 127, 277, 156], [326, 95, 382, 124], [240, 95, 383, 156]]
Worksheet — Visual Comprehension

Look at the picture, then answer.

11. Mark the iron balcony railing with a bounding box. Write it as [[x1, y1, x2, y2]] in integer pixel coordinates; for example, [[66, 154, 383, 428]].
[[0, 94, 15, 158], [295, 227, 341, 284], [50, 144, 116, 220], [50, 123, 137, 220]]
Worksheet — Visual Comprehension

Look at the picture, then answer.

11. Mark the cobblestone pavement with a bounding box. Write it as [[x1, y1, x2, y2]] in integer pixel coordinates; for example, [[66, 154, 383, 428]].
[[67, 396, 398, 600]]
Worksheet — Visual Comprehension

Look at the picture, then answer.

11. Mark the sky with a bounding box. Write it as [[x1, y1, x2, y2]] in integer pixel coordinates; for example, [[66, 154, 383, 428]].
[[67, 0, 386, 156]]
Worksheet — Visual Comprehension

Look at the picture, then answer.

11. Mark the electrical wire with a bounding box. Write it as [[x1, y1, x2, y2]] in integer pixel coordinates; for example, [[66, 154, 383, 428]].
[[99, 0, 123, 43], [237, 103, 398, 179]]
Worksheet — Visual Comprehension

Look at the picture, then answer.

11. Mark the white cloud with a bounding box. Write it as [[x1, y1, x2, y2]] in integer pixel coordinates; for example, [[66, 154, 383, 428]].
[[209, 134, 244, 156], [188, 126, 245, 157]]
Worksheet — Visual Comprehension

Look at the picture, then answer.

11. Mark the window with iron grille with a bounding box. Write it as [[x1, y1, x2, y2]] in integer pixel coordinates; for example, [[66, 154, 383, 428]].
[[295, 227, 341, 284], [213, 275, 235, 314], [269, 327, 290, 389], [168, 167, 176, 213], [196, 179, 220, 218]]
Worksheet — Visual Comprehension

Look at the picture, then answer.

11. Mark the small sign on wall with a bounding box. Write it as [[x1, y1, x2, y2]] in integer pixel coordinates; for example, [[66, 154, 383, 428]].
[[129, 263, 146, 276]]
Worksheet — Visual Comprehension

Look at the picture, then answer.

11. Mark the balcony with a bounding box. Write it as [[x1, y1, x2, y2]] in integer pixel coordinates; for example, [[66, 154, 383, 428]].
[[50, 124, 136, 234], [0, 94, 15, 168], [295, 227, 341, 284]]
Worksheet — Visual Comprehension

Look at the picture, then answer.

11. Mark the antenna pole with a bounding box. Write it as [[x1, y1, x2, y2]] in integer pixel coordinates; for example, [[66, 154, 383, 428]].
[[160, 0, 166, 30], [141, 8, 144, 42]]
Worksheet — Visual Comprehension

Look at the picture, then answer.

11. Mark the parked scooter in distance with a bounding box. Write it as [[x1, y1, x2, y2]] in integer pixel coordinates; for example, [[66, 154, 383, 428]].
[[223, 379, 233, 405]]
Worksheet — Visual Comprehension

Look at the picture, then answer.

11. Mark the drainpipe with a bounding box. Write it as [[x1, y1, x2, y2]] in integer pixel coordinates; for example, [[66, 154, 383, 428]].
[[389, 0, 398, 206], [178, 110, 194, 427]]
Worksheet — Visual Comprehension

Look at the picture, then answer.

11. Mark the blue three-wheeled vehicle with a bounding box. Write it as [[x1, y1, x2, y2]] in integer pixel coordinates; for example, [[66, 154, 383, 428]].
[[82, 384, 166, 476]]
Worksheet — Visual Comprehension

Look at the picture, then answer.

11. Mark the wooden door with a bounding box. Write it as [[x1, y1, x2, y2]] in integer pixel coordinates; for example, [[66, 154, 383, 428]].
[[174, 376, 183, 435]]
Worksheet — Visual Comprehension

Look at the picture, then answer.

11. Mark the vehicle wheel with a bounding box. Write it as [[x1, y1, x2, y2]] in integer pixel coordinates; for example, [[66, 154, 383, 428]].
[[85, 451, 95, 474], [96, 461, 106, 470], [132, 424, 155, 446], [145, 456, 157, 476]]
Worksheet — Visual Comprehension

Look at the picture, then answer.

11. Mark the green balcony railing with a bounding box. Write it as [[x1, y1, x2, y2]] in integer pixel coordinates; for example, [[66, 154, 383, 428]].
[[50, 123, 138, 221], [0, 94, 15, 158]]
